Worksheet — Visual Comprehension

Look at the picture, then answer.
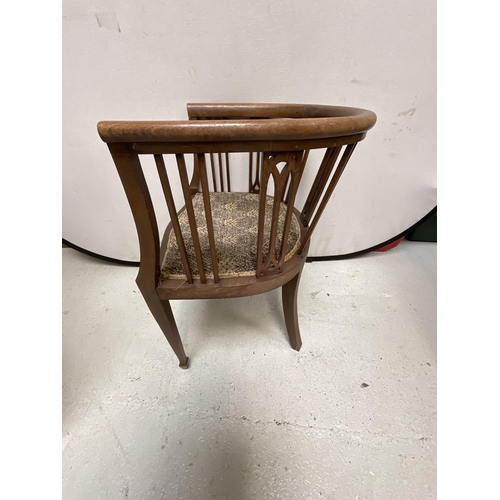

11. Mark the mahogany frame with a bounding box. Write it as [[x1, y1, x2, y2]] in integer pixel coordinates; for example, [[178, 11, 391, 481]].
[[98, 103, 376, 368]]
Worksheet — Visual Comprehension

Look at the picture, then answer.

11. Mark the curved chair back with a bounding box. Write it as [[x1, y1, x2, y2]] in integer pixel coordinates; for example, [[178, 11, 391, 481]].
[[98, 103, 376, 287]]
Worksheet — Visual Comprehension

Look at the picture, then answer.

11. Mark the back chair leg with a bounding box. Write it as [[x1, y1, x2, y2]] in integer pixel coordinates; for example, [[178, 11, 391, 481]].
[[139, 287, 189, 369], [282, 270, 303, 351]]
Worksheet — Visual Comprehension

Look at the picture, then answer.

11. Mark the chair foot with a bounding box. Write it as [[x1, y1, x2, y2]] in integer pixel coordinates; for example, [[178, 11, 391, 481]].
[[282, 270, 303, 351], [179, 357, 190, 369]]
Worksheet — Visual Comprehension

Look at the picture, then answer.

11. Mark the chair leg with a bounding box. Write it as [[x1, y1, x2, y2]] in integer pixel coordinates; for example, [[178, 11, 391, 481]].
[[139, 287, 189, 369], [282, 270, 303, 351]]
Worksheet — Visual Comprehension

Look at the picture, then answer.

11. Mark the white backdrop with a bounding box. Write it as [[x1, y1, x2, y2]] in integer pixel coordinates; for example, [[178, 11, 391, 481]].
[[63, 0, 436, 261]]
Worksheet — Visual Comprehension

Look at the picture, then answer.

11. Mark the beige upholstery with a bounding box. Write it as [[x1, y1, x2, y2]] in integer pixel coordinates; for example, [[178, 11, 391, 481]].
[[161, 192, 301, 280]]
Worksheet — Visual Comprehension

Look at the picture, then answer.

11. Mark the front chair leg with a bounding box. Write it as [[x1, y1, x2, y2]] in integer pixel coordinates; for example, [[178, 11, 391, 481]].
[[138, 286, 189, 369], [282, 270, 303, 351]]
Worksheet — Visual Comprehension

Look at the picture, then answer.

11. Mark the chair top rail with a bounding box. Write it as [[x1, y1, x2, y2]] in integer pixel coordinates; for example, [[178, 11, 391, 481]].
[[98, 103, 376, 144], [187, 102, 374, 119]]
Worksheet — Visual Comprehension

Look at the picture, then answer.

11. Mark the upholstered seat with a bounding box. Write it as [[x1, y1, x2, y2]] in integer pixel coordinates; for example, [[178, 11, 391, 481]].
[[161, 192, 301, 280]]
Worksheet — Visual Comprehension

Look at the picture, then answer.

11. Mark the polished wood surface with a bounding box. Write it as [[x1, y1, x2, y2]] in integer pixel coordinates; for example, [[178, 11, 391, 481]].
[[97, 103, 376, 143], [99, 102, 376, 368]]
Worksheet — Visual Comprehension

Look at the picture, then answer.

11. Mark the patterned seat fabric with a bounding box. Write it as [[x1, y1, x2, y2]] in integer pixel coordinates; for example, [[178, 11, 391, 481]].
[[161, 192, 301, 280]]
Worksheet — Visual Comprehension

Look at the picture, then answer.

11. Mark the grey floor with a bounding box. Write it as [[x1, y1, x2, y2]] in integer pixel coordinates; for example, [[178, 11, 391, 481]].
[[62, 241, 436, 500]]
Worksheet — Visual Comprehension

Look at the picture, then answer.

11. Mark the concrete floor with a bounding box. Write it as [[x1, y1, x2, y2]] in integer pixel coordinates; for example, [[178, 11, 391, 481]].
[[62, 241, 436, 500]]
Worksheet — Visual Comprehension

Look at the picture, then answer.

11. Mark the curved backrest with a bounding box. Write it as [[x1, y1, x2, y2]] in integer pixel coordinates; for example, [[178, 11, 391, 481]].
[[98, 103, 376, 286]]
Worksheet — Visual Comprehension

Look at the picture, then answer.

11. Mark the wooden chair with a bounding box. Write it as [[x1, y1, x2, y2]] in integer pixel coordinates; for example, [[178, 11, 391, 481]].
[[98, 103, 376, 369]]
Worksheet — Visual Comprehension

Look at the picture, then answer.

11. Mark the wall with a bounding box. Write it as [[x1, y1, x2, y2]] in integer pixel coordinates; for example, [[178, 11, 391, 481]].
[[63, 0, 436, 260]]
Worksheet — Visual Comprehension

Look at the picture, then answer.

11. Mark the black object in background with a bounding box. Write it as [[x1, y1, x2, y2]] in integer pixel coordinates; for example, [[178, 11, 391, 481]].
[[406, 212, 437, 242]]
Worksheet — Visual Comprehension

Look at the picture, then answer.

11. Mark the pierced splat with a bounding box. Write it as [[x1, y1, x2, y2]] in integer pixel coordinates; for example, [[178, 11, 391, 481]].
[[256, 151, 306, 277], [248, 152, 261, 193]]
